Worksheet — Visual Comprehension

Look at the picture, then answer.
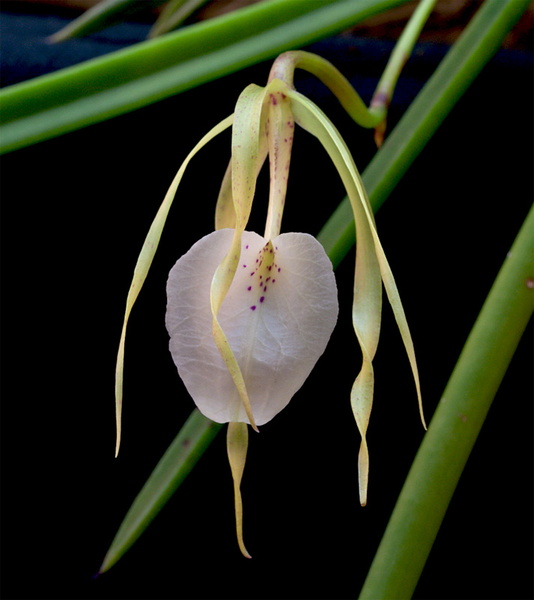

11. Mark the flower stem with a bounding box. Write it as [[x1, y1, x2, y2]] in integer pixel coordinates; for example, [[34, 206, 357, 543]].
[[317, 0, 532, 268], [371, 0, 437, 144], [269, 0, 437, 135]]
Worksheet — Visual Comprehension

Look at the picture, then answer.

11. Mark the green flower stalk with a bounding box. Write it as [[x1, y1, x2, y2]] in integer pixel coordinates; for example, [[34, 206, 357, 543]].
[[115, 51, 425, 555]]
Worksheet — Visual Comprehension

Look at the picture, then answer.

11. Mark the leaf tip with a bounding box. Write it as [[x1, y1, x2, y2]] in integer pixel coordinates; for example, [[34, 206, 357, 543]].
[[46, 28, 70, 44]]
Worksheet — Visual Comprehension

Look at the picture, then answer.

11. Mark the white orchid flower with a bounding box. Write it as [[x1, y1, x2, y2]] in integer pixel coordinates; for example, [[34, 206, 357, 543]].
[[115, 52, 424, 557]]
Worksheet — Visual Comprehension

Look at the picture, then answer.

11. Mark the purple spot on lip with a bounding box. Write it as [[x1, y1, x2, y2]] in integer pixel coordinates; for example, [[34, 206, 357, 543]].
[[247, 286, 252, 291], [245, 245, 249, 249], [263, 286, 267, 292], [243, 264, 247, 268], [259, 296, 265, 303], [250, 305, 257, 311]]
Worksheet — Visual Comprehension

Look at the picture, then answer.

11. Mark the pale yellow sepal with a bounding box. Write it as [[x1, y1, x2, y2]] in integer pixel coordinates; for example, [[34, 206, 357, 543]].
[[264, 78, 294, 240], [288, 89, 425, 505], [214, 161, 235, 230], [114, 115, 233, 456], [209, 84, 269, 431], [227, 421, 251, 558], [215, 78, 294, 239], [210, 80, 297, 427]]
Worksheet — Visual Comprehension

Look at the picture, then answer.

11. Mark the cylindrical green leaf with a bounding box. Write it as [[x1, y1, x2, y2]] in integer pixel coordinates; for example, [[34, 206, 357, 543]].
[[359, 202, 534, 599], [100, 409, 223, 574], [0, 0, 410, 154]]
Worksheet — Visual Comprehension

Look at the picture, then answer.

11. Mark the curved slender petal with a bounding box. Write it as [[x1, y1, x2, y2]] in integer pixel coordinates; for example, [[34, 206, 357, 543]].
[[115, 114, 233, 456], [209, 84, 269, 430], [227, 421, 251, 558], [264, 78, 294, 240], [214, 161, 235, 230], [288, 89, 424, 504]]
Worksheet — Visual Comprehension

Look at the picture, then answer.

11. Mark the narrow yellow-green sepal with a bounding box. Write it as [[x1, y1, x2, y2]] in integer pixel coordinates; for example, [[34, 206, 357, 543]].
[[372, 244, 426, 430], [209, 84, 268, 431], [210, 319, 258, 431], [114, 114, 233, 456], [288, 90, 424, 504], [351, 355, 374, 506], [288, 90, 382, 506], [210, 84, 268, 313], [227, 421, 251, 558], [264, 78, 294, 240], [232, 83, 269, 232], [214, 161, 235, 230]]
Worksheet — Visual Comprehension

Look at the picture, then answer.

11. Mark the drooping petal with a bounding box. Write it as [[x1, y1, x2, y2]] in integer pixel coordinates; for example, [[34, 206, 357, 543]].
[[214, 160, 235, 230], [215, 79, 293, 240], [115, 114, 233, 456], [227, 421, 251, 558], [264, 78, 294, 240], [288, 89, 424, 505], [210, 84, 267, 314], [166, 229, 338, 425], [210, 84, 269, 430]]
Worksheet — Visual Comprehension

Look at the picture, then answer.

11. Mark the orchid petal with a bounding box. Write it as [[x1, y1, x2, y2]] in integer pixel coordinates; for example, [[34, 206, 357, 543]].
[[115, 114, 233, 456], [264, 78, 294, 240], [227, 421, 251, 558], [214, 161, 235, 230], [288, 90, 424, 505], [215, 92, 267, 229], [166, 228, 338, 425], [210, 84, 269, 430]]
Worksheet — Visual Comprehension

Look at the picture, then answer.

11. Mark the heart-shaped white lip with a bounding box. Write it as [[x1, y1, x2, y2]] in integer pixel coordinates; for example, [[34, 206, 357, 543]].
[[166, 228, 339, 425]]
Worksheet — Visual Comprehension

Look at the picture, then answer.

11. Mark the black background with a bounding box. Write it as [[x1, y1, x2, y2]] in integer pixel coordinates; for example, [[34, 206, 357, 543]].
[[1, 6, 532, 600]]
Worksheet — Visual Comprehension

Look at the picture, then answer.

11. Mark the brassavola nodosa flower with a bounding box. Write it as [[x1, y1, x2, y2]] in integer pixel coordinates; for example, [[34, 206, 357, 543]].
[[114, 51, 425, 557]]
